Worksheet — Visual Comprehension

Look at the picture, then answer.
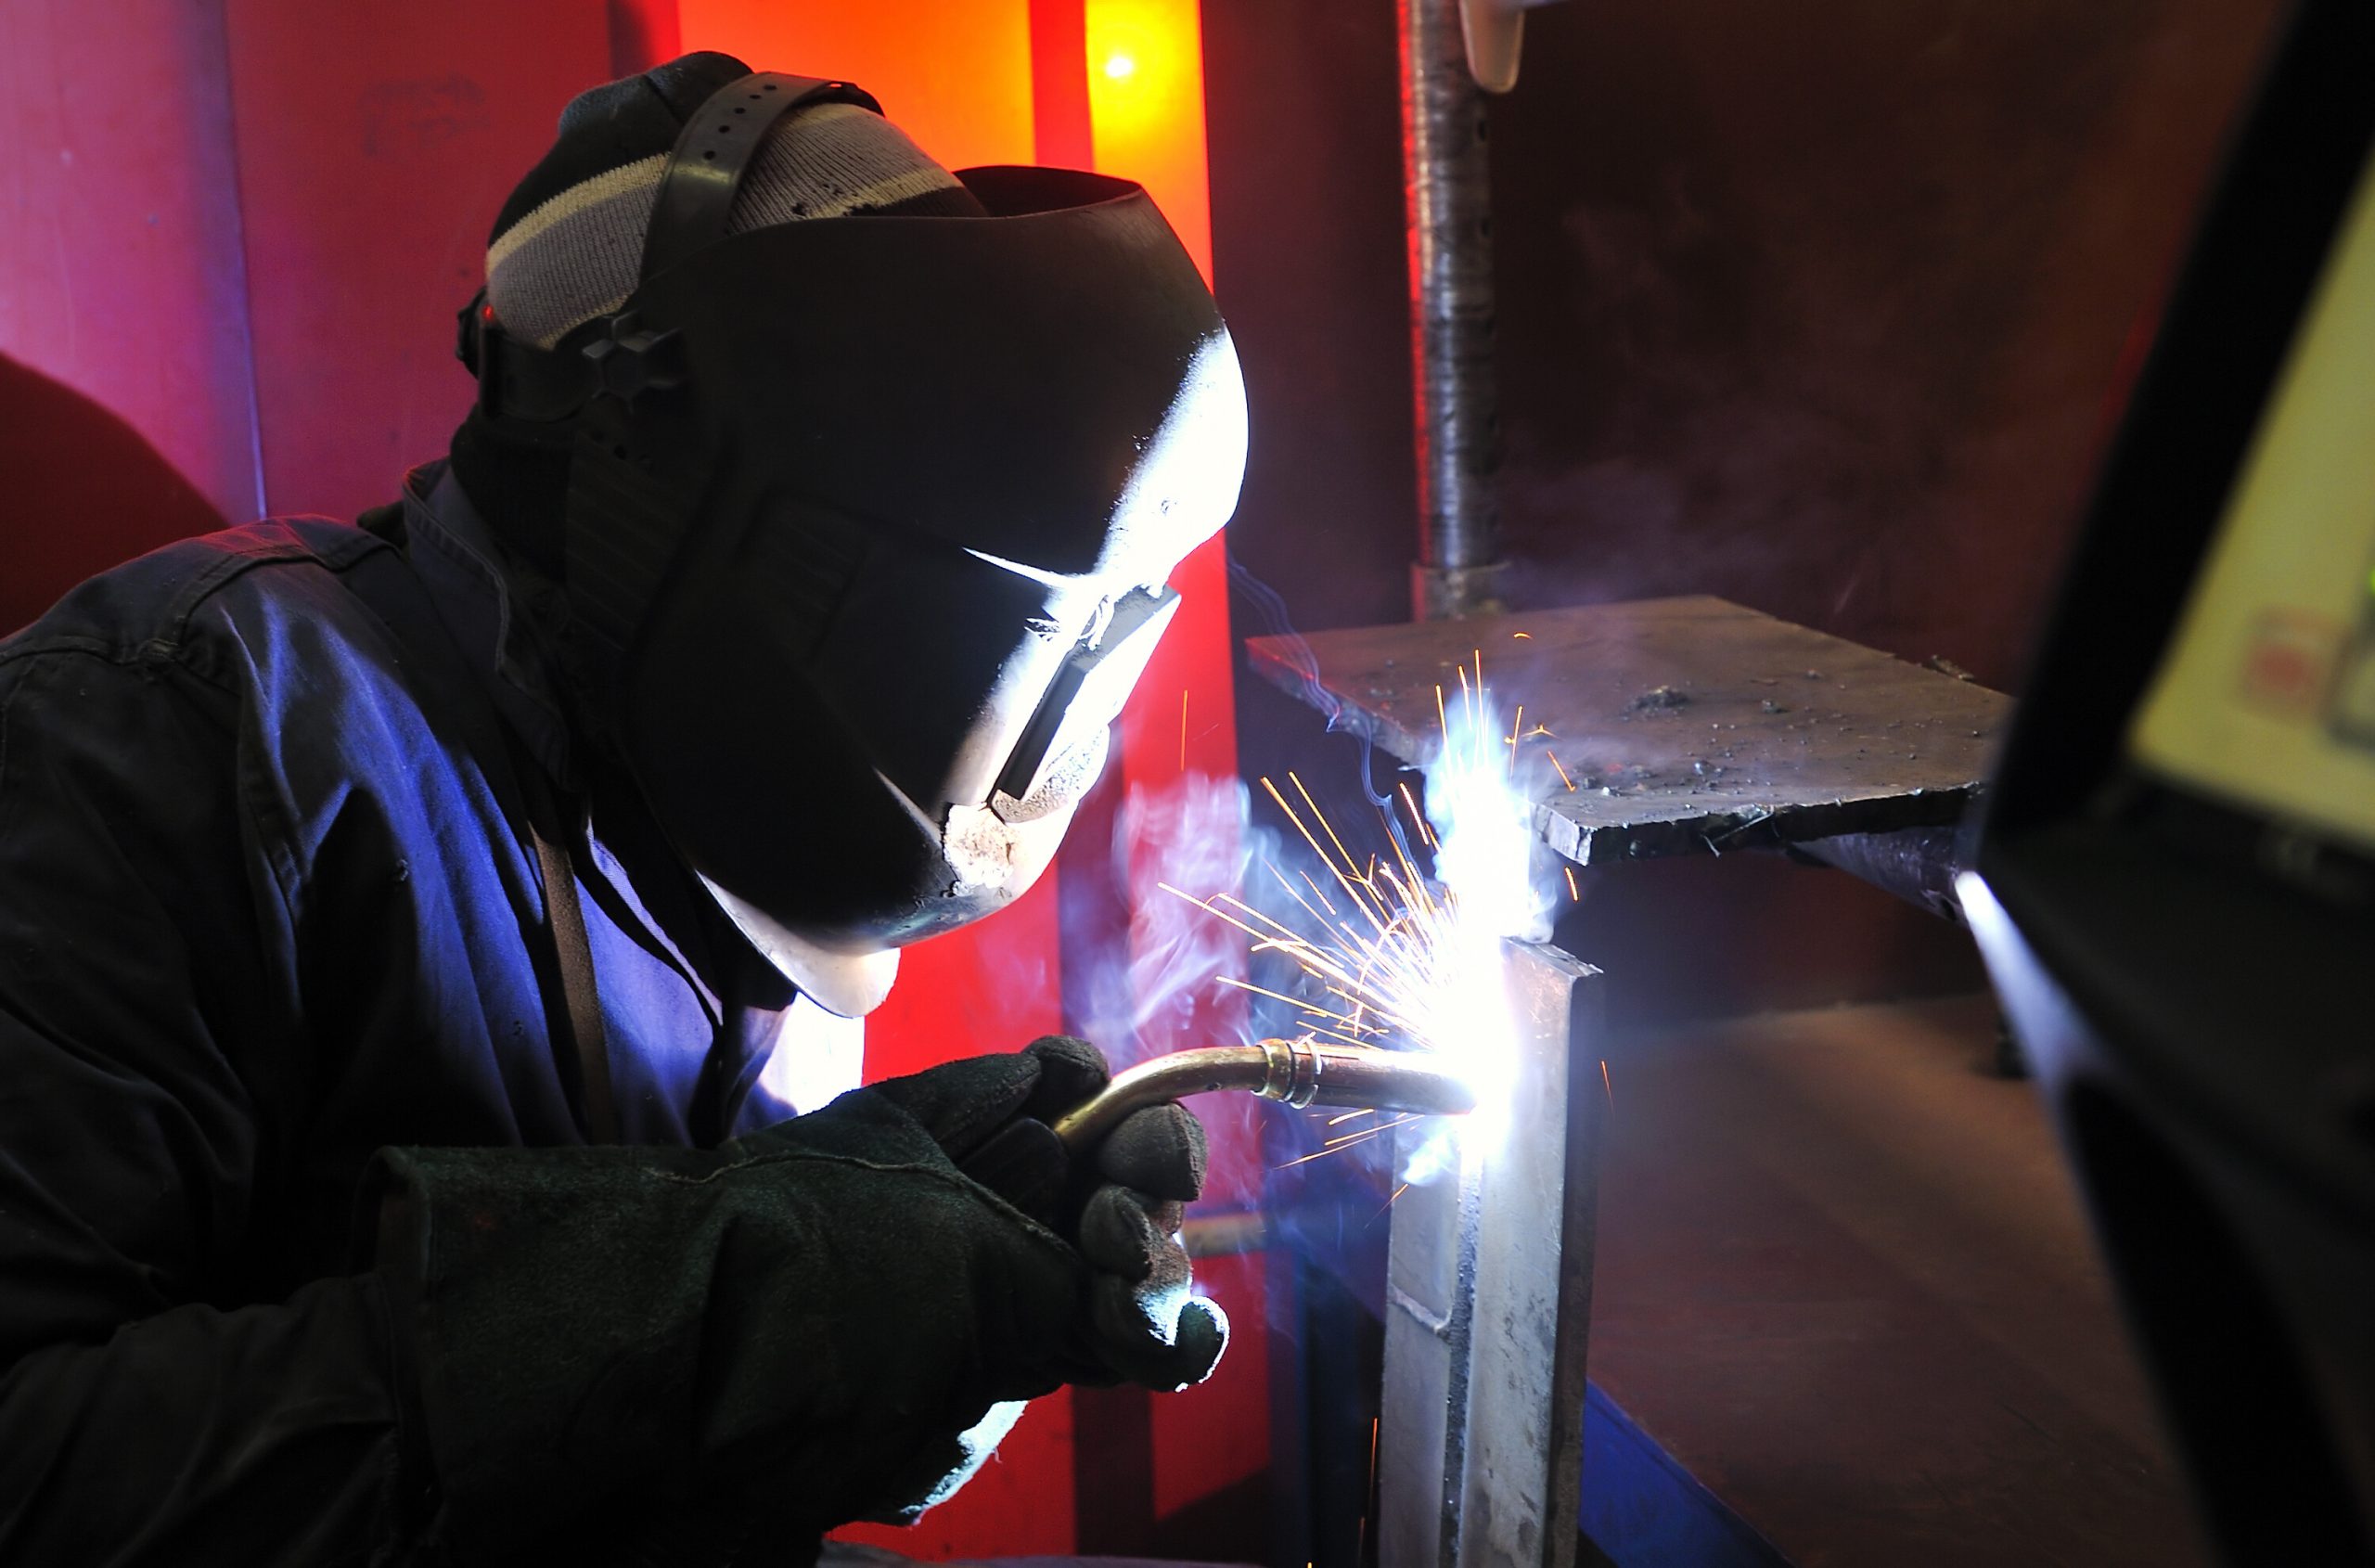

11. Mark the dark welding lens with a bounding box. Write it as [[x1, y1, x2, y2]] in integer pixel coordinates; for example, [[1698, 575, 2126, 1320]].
[[993, 585, 1180, 803]]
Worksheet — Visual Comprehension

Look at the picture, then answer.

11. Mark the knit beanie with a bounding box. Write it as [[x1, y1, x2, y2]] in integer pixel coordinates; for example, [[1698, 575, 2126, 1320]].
[[451, 52, 986, 570]]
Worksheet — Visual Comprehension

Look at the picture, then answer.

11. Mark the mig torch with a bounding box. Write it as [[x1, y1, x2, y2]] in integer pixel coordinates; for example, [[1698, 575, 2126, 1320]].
[[1048, 1035, 1476, 1154]]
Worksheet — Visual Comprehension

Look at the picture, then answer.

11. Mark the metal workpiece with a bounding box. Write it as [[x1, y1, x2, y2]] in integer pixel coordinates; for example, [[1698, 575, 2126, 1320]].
[[1380, 939, 1603, 1568], [1048, 1038, 1477, 1156], [1401, 0, 1508, 621], [1245, 597, 2012, 873]]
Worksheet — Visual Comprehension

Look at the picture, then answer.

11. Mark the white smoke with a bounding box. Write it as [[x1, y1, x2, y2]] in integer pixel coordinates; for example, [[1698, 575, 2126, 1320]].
[[1110, 771, 1266, 1054]]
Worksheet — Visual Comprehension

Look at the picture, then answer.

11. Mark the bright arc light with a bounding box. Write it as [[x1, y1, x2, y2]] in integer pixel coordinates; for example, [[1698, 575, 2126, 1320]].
[[1104, 52, 1137, 80], [1398, 680, 1552, 1183], [1161, 660, 1559, 1189]]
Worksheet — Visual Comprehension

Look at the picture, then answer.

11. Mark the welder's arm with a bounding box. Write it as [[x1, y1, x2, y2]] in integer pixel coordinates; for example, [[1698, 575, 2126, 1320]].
[[0, 653, 430, 1565], [371, 1041, 1226, 1560]]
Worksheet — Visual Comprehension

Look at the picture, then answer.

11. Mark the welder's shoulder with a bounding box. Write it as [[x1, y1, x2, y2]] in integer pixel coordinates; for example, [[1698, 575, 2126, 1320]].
[[0, 517, 398, 706]]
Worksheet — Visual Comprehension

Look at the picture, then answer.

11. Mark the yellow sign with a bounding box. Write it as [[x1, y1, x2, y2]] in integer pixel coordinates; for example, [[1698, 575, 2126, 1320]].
[[2129, 147, 2375, 853]]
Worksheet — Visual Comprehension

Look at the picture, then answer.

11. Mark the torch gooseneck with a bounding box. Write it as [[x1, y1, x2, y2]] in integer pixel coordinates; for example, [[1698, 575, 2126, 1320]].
[[1048, 1037, 1477, 1155]]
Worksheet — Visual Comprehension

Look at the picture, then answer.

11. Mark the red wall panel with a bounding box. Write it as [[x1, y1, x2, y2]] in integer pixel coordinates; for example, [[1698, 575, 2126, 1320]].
[[1029, 0, 1094, 171], [675, 1, 1040, 173], [606, 0, 682, 77], [0, 0, 259, 627], [221, 0, 610, 519]]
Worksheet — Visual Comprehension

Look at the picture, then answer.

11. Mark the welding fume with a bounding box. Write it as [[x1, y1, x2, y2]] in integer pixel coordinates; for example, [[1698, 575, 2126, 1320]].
[[0, 47, 1431, 1564]]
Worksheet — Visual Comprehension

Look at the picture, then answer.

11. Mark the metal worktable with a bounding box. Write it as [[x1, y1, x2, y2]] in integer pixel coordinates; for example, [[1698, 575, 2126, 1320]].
[[1249, 595, 2013, 916]]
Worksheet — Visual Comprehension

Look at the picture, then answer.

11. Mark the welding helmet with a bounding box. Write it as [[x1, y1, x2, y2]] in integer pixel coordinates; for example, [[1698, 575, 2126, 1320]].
[[459, 71, 1247, 1015]]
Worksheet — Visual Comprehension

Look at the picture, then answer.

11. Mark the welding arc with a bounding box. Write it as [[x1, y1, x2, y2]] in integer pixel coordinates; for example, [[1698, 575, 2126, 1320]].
[[1048, 1037, 1477, 1155]]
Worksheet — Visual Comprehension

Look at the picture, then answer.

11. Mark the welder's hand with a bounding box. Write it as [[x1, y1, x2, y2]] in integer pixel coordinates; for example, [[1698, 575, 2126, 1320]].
[[864, 1035, 1228, 1394], [369, 1095, 1101, 1557], [853, 1034, 1108, 1219], [368, 1041, 1224, 1559]]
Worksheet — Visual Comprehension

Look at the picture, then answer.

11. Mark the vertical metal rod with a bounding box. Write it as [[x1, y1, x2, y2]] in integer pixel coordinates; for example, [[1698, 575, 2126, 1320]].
[[1400, 0, 1508, 621]]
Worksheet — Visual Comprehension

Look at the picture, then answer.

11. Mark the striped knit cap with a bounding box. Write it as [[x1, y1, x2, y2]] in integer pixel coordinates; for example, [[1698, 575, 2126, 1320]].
[[484, 51, 985, 350]]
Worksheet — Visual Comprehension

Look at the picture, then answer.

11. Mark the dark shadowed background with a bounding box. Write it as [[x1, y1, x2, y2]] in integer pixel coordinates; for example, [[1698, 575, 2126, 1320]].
[[1204, 0, 2287, 1026]]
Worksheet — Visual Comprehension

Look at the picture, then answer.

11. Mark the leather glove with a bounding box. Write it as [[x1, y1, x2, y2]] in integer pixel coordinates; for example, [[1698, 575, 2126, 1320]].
[[368, 1036, 1222, 1561], [804, 1035, 1228, 1394], [723, 1035, 1226, 1536]]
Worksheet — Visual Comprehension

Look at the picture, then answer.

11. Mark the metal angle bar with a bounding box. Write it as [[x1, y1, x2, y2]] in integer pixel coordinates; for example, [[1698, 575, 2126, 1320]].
[[1380, 938, 1605, 1568]]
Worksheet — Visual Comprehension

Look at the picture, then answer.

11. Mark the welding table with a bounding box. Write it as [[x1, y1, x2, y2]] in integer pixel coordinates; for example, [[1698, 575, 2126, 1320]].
[[1246, 596, 2012, 1568]]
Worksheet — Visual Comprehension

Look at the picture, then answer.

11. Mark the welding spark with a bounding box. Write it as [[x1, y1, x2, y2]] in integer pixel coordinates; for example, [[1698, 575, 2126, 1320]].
[[1169, 654, 1561, 1185], [1277, 1134, 1392, 1170], [1367, 1416, 1387, 1520], [1399, 781, 1440, 850], [1325, 1113, 1418, 1149]]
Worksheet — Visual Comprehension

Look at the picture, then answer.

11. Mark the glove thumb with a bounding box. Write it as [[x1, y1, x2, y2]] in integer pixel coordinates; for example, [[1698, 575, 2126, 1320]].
[[1090, 1276, 1230, 1392]]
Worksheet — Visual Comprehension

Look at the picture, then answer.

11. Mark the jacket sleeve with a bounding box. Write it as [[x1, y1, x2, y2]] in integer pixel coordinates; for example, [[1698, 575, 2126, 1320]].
[[0, 647, 428, 1565]]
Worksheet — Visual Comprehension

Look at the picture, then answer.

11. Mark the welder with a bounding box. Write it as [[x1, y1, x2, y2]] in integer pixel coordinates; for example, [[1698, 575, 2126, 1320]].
[[0, 51, 1246, 1565]]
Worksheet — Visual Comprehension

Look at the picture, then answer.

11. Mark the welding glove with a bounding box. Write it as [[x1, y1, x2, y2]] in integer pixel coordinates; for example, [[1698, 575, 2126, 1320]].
[[368, 1036, 1221, 1560], [848, 1035, 1229, 1393]]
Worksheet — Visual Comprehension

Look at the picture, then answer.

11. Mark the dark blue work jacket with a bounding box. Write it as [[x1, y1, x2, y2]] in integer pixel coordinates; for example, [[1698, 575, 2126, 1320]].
[[0, 463, 828, 1562]]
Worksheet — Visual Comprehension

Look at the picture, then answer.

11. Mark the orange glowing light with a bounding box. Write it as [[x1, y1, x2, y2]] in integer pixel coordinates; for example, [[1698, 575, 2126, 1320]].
[[1084, 0, 1211, 280], [675, 2, 1037, 171]]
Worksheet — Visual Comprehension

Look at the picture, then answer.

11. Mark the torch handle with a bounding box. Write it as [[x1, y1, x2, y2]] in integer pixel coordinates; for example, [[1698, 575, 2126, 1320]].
[[1048, 1038, 1476, 1156]]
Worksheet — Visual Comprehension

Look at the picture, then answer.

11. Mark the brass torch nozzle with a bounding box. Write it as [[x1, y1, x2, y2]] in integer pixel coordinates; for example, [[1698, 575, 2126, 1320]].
[[1048, 1037, 1477, 1154]]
